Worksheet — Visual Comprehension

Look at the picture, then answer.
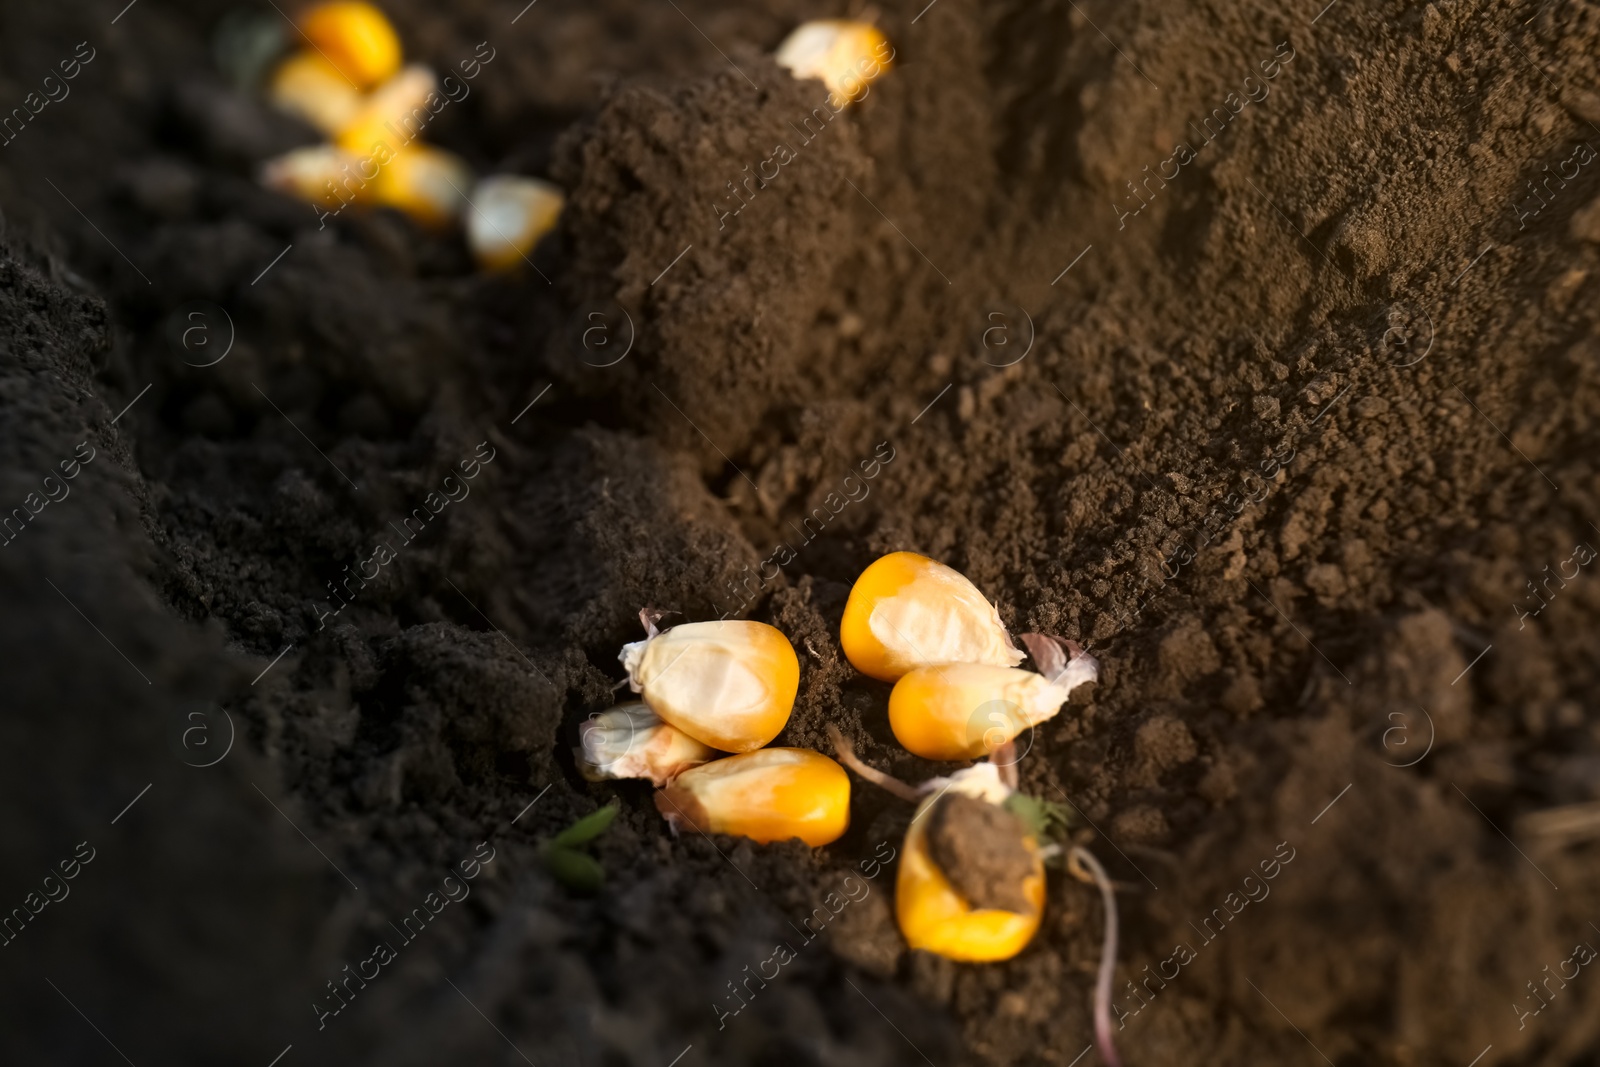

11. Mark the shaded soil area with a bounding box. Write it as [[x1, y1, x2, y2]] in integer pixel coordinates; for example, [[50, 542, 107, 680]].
[[3, 0, 1600, 1064]]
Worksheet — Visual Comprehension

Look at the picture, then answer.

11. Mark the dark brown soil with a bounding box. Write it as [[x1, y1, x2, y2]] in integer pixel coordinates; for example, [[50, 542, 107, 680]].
[[926, 793, 1036, 914], [4, 0, 1600, 1064]]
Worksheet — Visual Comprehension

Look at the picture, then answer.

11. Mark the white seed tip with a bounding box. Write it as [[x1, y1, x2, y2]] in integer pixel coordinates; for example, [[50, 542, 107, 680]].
[[618, 638, 650, 691]]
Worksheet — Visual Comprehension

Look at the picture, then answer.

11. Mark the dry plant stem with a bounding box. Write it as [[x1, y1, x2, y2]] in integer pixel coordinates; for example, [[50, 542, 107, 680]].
[[1069, 846, 1122, 1067], [827, 724, 921, 802]]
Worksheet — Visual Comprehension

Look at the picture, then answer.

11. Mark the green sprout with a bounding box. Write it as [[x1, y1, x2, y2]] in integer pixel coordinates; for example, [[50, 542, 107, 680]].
[[1003, 792, 1072, 844], [541, 802, 619, 893]]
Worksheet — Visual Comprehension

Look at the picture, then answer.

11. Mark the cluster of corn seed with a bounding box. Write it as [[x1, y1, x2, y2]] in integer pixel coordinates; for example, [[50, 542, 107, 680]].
[[257, 1, 562, 272], [580, 552, 1097, 964], [251, 9, 892, 272], [838, 552, 1098, 962], [580, 612, 852, 848]]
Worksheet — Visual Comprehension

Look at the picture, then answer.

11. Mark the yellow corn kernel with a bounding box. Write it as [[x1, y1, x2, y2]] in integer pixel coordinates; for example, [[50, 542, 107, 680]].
[[840, 552, 1024, 682], [891, 635, 1098, 759], [620, 620, 798, 752], [896, 765, 1045, 961], [259, 143, 368, 208], [467, 176, 564, 273], [266, 50, 362, 136], [297, 1, 401, 90], [774, 20, 893, 109], [334, 64, 438, 156], [577, 702, 717, 787], [889, 662, 1071, 761], [655, 747, 850, 846], [369, 145, 472, 228]]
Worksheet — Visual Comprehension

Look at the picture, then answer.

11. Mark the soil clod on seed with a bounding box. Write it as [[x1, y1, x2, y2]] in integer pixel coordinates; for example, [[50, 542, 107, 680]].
[[925, 792, 1035, 914]]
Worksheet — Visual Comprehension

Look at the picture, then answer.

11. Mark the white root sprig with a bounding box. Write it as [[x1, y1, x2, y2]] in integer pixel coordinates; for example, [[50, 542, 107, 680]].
[[1068, 846, 1123, 1067]]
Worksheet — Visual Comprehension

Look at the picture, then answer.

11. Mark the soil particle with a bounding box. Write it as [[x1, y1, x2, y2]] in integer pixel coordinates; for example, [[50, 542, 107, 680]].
[[925, 794, 1035, 914], [823, 886, 903, 979], [1347, 608, 1473, 747], [1109, 804, 1171, 845], [1152, 613, 1222, 698], [1219, 670, 1265, 716], [1133, 715, 1199, 783]]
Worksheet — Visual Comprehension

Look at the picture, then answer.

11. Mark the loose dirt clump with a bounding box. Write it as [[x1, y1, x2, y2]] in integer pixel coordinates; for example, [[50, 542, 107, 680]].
[[926, 793, 1037, 914]]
